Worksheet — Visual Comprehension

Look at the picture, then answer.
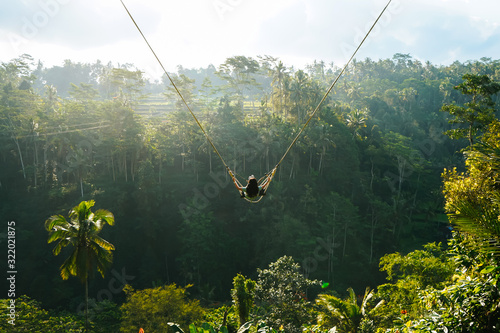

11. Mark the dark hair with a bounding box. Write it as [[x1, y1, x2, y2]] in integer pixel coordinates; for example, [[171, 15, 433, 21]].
[[246, 178, 259, 198]]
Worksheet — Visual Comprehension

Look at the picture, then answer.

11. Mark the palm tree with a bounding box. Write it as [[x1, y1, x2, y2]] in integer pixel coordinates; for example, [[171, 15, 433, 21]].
[[346, 82, 364, 105], [346, 108, 368, 140], [316, 287, 384, 332], [45, 200, 115, 331], [271, 61, 288, 114], [290, 70, 309, 122]]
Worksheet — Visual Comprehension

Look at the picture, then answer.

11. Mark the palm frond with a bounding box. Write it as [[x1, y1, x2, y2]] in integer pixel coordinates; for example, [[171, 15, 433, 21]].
[[448, 198, 500, 254], [450, 200, 499, 236], [60, 248, 79, 280], [69, 200, 95, 223], [91, 235, 116, 251], [52, 238, 70, 256], [96, 254, 113, 278], [45, 215, 69, 231], [46, 200, 115, 284], [360, 287, 373, 316], [94, 209, 115, 226], [47, 229, 74, 244]]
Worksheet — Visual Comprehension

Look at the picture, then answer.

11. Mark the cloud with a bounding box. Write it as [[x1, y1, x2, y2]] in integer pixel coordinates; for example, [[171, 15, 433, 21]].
[[0, 0, 161, 49], [1, 0, 500, 73], [383, 2, 500, 64], [252, 1, 385, 67]]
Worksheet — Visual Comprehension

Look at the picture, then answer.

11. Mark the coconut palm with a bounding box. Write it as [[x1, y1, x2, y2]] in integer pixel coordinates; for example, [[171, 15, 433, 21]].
[[346, 108, 368, 140], [290, 70, 309, 122], [271, 61, 289, 114], [316, 287, 384, 332], [45, 200, 115, 331]]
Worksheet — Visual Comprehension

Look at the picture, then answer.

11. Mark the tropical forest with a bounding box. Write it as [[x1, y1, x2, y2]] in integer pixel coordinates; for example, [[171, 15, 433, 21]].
[[1, 53, 500, 332]]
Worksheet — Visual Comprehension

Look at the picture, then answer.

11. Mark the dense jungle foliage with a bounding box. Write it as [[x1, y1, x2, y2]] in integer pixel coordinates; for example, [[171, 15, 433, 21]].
[[1, 53, 500, 332]]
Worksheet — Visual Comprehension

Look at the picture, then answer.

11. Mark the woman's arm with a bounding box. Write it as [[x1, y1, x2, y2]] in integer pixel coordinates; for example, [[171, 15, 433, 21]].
[[228, 168, 244, 191], [232, 177, 244, 191]]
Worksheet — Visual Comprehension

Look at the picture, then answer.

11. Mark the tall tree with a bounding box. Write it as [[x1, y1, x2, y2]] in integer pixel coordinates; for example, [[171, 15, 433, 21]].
[[345, 108, 368, 140], [216, 56, 260, 111], [442, 120, 500, 253], [231, 273, 256, 328], [441, 74, 500, 146], [289, 69, 310, 122], [45, 200, 115, 331], [101, 67, 145, 105], [270, 60, 289, 114], [255, 256, 318, 333]]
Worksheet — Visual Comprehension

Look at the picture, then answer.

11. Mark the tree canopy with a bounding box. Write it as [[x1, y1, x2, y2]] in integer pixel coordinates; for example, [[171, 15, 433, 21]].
[[1, 54, 500, 332]]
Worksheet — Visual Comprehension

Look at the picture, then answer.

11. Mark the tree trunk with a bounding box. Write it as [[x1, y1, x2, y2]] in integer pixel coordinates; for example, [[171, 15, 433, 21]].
[[342, 223, 347, 260], [131, 154, 135, 182], [328, 225, 335, 283], [397, 156, 406, 202], [85, 277, 89, 332], [124, 154, 128, 182], [209, 149, 212, 174], [159, 156, 162, 184], [309, 150, 313, 174], [182, 146, 185, 172], [370, 209, 377, 264], [370, 158, 374, 191], [44, 144, 48, 182], [318, 146, 325, 175], [7, 115, 26, 179], [111, 153, 116, 182], [33, 159, 37, 187], [468, 124, 474, 146], [12, 136, 26, 179], [33, 135, 38, 187]]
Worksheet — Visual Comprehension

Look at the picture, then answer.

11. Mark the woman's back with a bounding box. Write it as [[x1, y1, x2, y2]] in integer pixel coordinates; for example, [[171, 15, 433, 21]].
[[245, 178, 259, 198]]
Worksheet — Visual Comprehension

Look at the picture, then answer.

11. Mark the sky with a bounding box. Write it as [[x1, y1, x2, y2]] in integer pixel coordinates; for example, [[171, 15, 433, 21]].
[[1, 0, 499, 80]]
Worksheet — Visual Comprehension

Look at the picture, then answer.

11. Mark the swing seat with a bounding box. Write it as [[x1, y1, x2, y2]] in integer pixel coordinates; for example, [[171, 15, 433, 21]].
[[230, 167, 276, 203], [243, 195, 265, 203], [240, 191, 261, 200]]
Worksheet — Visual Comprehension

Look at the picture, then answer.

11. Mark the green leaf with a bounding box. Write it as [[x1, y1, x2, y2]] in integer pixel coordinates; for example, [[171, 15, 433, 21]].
[[480, 266, 497, 274], [237, 321, 253, 333], [188, 323, 198, 333]]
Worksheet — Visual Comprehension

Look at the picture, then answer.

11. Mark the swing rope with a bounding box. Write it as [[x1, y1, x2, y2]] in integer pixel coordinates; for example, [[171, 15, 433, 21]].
[[272, 0, 393, 171], [243, 0, 392, 198], [120, 0, 392, 201], [119, 0, 231, 173], [120, 0, 275, 200]]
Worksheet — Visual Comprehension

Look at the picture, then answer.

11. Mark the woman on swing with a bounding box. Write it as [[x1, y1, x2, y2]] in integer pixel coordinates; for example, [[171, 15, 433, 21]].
[[233, 175, 270, 199]]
